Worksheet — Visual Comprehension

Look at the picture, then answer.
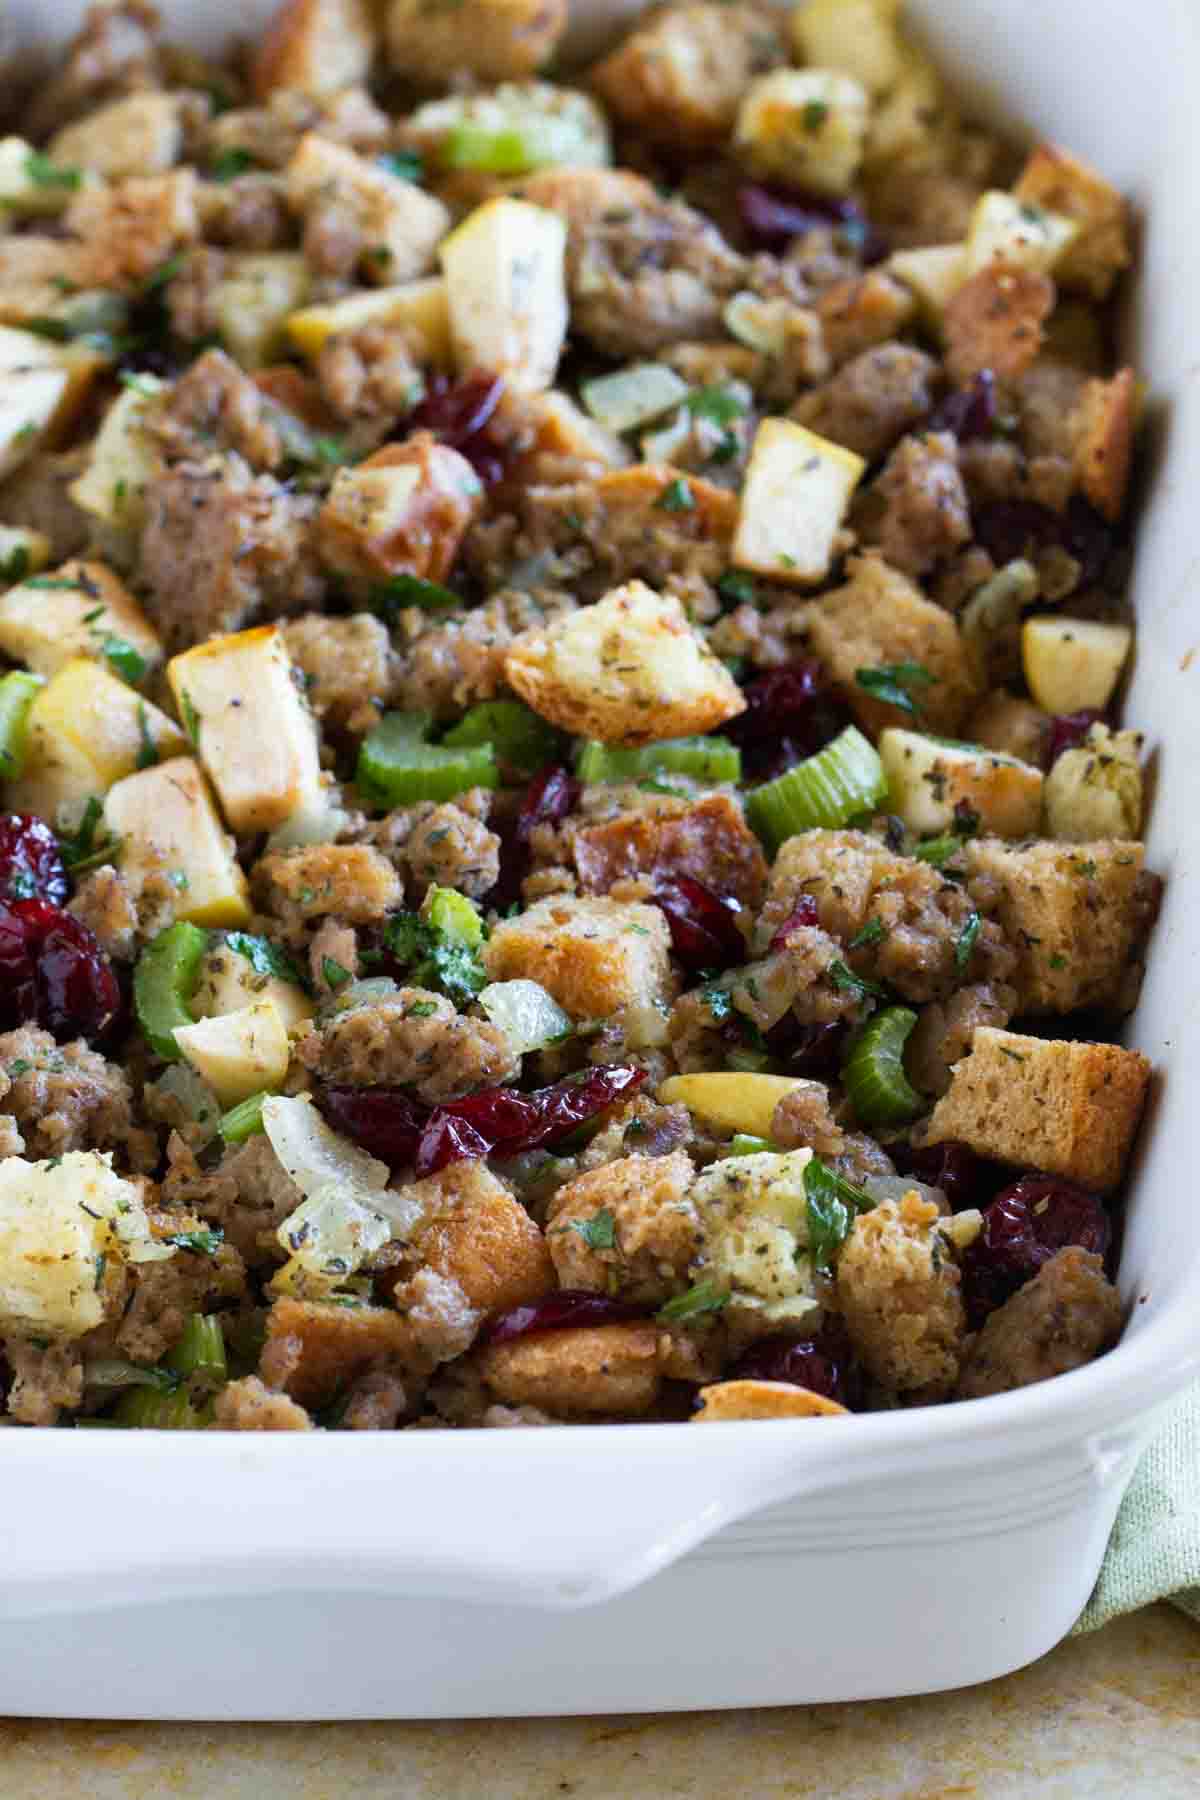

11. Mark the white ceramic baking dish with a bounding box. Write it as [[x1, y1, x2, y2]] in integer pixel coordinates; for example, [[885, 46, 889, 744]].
[[0, 0, 1198, 1722]]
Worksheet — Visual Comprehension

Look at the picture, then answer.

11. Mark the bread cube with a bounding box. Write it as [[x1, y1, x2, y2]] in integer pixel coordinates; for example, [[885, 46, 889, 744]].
[[733, 417, 864, 585], [960, 191, 1079, 282], [0, 558, 162, 680], [592, 4, 784, 151], [793, 0, 906, 95], [505, 579, 744, 746], [482, 893, 671, 1019], [966, 837, 1148, 1015], [286, 277, 452, 366], [735, 69, 869, 196], [316, 435, 483, 590], [407, 1160, 554, 1315], [260, 1297, 413, 1409], [942, 265, 1055, 386], [808, 553, 979, 735], [0, 1152, 157, 1339], [384, 0, 568, 86], [69, 376, 168, 529], [689, 1148, 822, 1333], [67, 171, 200, 292], [1042, 724, 1143, 842], [104, 757, 252, 929], [546, 1150, 698, 1306], [1073, 368, 1137, 522], [253, 843, 402, 925], [439, 197, 567, 393], [836, 1190, 966, 1396], [286, 134, 450, 286], [0, 237, 88, 326], [49, 92, 183, 180], [919, 1025, 1151, 1192], [252, 0, 377, 99], [1021, 616, 1131, 715], [1013, 142, 1131, 300], [174, 998, 291, 1106], [880, 728, 1043, 837], [213, 252, 311, 369]]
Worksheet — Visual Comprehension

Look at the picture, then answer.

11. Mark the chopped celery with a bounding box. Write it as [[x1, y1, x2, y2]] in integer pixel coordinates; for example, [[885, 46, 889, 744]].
[[723, 1133, 777, 1157], [84, 1359, 178, 1393], [442, 700, 560, 775], [357, 711, 498, 806], [166, 1313, 228, 1386], [133, 921, 209, 1061], [0, 669, 42, 779], [580, 362, 689, 434], [842, 1006, 923, 1127], [575, 736, 741, 785], [443, 116, 593, 174], [746, 726, 887, 851], [219, 1089, 268, 1145], [423, 885, 484, 947], [111, 1387, 214, 1428]]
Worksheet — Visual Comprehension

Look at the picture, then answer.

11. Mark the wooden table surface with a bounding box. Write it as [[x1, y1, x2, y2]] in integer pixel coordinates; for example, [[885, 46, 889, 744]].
[[2, 1603, 1198, 1798]]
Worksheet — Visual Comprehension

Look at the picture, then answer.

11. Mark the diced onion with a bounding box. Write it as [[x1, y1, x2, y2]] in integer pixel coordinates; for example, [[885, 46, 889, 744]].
[[478, 979, 572, 1056], [580, 363, 689, 434]]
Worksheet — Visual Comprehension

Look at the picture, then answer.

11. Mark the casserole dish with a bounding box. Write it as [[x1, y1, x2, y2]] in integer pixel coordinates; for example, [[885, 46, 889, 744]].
[[0, 0, 1197, 1720]]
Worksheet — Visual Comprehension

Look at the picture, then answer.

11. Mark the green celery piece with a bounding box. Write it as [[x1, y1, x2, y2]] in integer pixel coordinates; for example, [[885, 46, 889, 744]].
[[424, 885, 484, 947], [746, 726, 887, 852], [442, 116, 589, 175], [219, 1090, 268, 1145], [575, 735, 741, 785], [728, 1133, 776, 1157], [841, 1005, 923, 1128], [0, 669, 42, 778], [357, 711, 498, 806], [133, 921, 209, 1060], [442, 699, 559, 774], [166, 1314, 228, 1385], [111, 1387, 214, 1428]]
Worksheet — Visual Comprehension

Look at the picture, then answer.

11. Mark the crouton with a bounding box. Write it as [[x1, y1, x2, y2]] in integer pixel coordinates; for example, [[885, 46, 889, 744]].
[[1042, 724, 1144, 843], [253, 0, 377, 100], [1073, 367, 1137, 522], [546, 1150, 700, 1306], [0, 238, 88, 326], [693, 1379, 848, 1420], [736, 68, 869, 196], [504, 579, 745, 746], [807, 553, 979, 735], [968, 689, 1049, 767], [942, 265, 1055, 387], [879, 728, 1043, 838], [482, 892, 672, 1019], [477, 1321, 661, 1416], [919, 1025, 1151, 1192], [407, 1160, 555, 1316], [815, 269, 916, 367], [956, 1247, 1123, 1399], [50, 92, 183, 180], [965, 837, 1149, 1015], [0, 557, 162, 680], [286, 134, 450, 286], [592, 4, 785, 152], [573, 791, 767, 910], [384, 0, 568, 86], [316, 434, 483, 592], [835, 1191, 967, 1397], [688, 1148, 822, 1336], [1013, 143, 1131, 300], [254, 843, 403, 926], [261, 1295, 415, 1408], [67, 171, 201, 292]]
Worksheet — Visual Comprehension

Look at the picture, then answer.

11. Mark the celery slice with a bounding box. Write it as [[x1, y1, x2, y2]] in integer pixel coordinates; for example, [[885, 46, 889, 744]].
[[745, 725, 887, 851], [575, 736, 741, 785], [443, 116, 593, 174], [358, 711, 498, 806], [134, 921, 209, 1061], [219, 1089, 268, 1145], [580, 362, 689, 434], [111, 1387, 214, 1428], [726, 1133, 776, 1157], [423, 885, 484, 947], [842, 1006, 923, 1127], [0, 669, 42, 779], [442, 699, 559, 775], [166, 1313, 227, 1385]]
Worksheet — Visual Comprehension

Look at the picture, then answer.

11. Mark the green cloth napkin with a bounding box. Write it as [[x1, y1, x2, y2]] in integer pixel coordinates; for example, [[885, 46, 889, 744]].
[[1074, 1381, 1200, 1632]]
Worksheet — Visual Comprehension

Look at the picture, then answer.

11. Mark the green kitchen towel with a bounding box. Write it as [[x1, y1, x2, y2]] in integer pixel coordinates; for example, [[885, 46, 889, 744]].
[[1074, 1381, 1200, 1632]]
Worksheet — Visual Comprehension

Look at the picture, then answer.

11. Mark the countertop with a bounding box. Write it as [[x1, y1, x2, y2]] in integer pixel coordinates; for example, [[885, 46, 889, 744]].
[[3, 1603, 1198, 1798]]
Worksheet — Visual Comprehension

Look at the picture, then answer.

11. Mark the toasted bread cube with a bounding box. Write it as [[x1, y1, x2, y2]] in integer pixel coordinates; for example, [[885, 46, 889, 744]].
[[192, 942, 314, 1032], [960, 191, 1079, 282], [0, 1152, 157, 1340], [546, 1151, 699, 1306], [1021, 616, 1131, 716], [922, 1027, 1151, 1193], [808, 553, 979, 735], [260, 1297, 414, 1409], [478, 1320, 661, 1416], [67, 170, 200, 292], [0, 526, 50, 583], [793, 0, 905, 95], [885, 244, 965, 333], [104, 758, 252, 929], [286, 135, 450, 286], [836, 1190, 966, 1396], [593, 4, 784, 152], [174, 998, 291, 1107], [942, 264, 1055, 387], [315, 435, 483, 590], [0, 237, 89, 325], [483, 893, 671, 1019], [0, 558, 162, 680], [1073, 368, 1137, 522], [1042, 723, 1143, 842], [505, 579, 745, 746], [880, 728, 1043, 838], [69, 375, 168, 529], [735, 69, 869, 197], [966, 837, 1148, 1014], [254, 843, 402, 925], [384, 0, 568, 85], [167, 624, 324, 835], [286, 277, 452, 366], [213, 252, 311, 369], [49, 92, 183, 180], [733, 417, 865, 585], [439, 197, 567, 393], [253, 0, 377, 99], [404, 1160, 554, 1315], [1013, 143, 1131, 300]]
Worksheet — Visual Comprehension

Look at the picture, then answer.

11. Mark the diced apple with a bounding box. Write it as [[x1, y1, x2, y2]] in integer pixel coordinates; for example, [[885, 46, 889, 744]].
[[69, 375, 168, 528], [191, 942, 315, 1032], [285, 276, 452, 366], [103, 757, 251, 928], [960, 191, 1079, 281], [658, 1072, 815, 1140], [1021, 616, 1132, 714], [735, 68, 869, 196], [173, 997, 291, 1107], [167, 625, 324, 835], [0, 558, 162, 679], [885, 244, 966, 331], [439, 196, 567, 392], [211, 252, 311, 370], [879, 726, 1044, 837], [792, 0, 906, 96], [0, 361, 68, 483], [733, 417, 864, 584], [49, 93, 183, 180]]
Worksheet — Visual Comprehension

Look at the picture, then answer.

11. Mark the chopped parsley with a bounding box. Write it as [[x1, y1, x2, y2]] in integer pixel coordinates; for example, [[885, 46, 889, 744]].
[[829, 959, 887, 1001], [98, 634, 147, 685], [57, 797, 119, 875], [179, 690, 201, 746], [24, 151, 82, 191], [25, 576, 86, 592], [717, 569, 756, 608], [687, 384, 748, 427], [382, 912, 487, 1008], [1074, 859, 1099, 879], [701, 983, 735, 1023], [165, 1228, 225, 1256], [803, 98, 830, 133], [0, 544, 30, 585], [1048, 952, 1068, 970], [118, 371, 161, 397], [855, 661, 936, 718], [571, 1208, 617, 1252], [955, 909, 982, 972], [656, 477, 695, 512], [804, 1158, 871, 1275], [210, 147, 256, 182], [135, 703, 159, 770], [657, 1279, 728, 1323], [8, 870, 36, 899], [848, 918, 886, 950], [141, 252, 184, 293], [226, 932, 308, 989], [370, 574, 462, 620], [322, 956, 352, 992], [377, 150, 424, 183]]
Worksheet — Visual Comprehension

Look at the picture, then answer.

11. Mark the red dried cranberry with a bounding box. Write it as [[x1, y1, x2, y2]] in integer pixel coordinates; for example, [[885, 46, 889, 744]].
[[726, 662, 850, 779], [0, 904, 39, 1026], [737, 185, 887, 262], [961, 1173, 1111, 1325], [0, 899, 120, 1041], [315, 1086, 429, 1164], [482, 1290, 649, 1345], [768, 896, 820, 951], [1046, 708, 1103, 767], [414, 1065, 646, 1176], [763, 1015, 846, 1078], [894, 1140, 987, 1213], [415, 1109, 493, 1175], [0, 815, 68, 907], [731, 1321, 862, 1410], [973, 496, 1112, 596], [516, 765, 580, 845], [654, 876, 744, 970], [927, 369, 997, 442], [405, 370, 510, 488]]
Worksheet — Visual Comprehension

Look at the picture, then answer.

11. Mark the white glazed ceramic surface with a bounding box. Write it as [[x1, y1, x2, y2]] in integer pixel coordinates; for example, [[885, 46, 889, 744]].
[[1, 0, 1198, 1720]]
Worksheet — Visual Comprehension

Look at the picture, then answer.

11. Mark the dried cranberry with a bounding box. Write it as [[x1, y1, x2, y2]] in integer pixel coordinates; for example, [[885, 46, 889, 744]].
[[0, 816, 68, 907], [973, 496, 1113, 595], [731, 1321, 862, 1410], [927, 369, 996, 442], [516, 765, 579, 845], [726, 662, 850, 779], [737, 185, 887, 262], [0, 899, 120, 1041], [315, 1086, 429, 1164], [761, 1015, 845, 1079], [960, 1173, 1111, 1325], [483, 1290, 649, 1345], [768, 896, 820, 951], [415, 1109, 493, 1175], [405, 370, 510, 487], [894, 1140, 987, 1213], [1046, 708, 1104, 767], [414, 1065, 646, 1176], [654, 876, 744, 970]]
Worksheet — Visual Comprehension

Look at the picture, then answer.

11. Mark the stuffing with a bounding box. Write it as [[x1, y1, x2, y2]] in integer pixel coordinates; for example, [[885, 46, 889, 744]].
[[253, 844, 402, 929], [573, 791, 767, 910], [0, 240, 90, 327], [4, 1338, 85, 1428], [401, 1161, 555, 1316], [545, 1150, 701, 1305], [815, 269, 917, 366], [687, 1148, 822, 1337], [212, 1375, 314, 1429], [316, 435, 484, 592], [164, 1132, 301, 1269], [385, 0, 568, 85], [792, 343, 941, 461], [67, 170, 201, 291], [1042, 725, 1144, 843], [483, 893, 672, 1019], [297, 988, 519, 1102], [1072, 368, 1137, 522], [371, 795, 501, 902], [835, 1191, 968, 1398], [115, 1217, 246, 1363], [861, 431, 973, 578], [390, 590, 575, 721], [260, 1295, 416, 1408], [477, 1321, 662, 1416], [0, 1025, 155, 1169], [49, 90, 184, 180], [955, 1247, 1124, 1399], [942, 265, 1055, 387], [285, 133, 450, 285], [252, 0, 377, 100], [1013, 143, 1131, 300], [282, 612, 392, 730]]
